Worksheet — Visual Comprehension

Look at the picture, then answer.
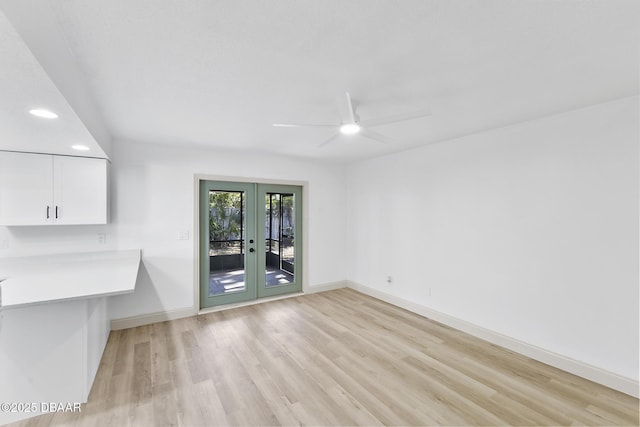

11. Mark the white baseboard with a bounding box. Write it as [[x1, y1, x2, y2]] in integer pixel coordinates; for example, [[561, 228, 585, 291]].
[[198, 292, 305, 315], [346, 280, 639, 398], [305, 280, 348, 294], [110, 306, 196, 330]]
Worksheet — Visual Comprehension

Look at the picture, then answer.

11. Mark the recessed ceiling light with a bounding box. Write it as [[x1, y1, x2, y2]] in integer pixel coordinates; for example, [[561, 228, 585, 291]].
[[339, 123, 360, 135], [29, 108, 58, 119], [71, 144, 90, 151]]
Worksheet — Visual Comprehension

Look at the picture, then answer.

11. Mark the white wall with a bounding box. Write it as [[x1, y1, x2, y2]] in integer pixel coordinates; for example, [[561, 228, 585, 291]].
[[108, 141, 347, 320], [346, 96, 639, 382], [0, 224, 114, 258]]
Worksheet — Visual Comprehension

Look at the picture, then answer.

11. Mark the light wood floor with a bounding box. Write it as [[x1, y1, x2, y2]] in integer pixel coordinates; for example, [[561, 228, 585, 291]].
[[10, 288, 639, 426]]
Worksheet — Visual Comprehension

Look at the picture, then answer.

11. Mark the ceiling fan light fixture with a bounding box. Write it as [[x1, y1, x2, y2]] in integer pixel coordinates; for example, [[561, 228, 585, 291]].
[[29, 108, 58, 119], [340, 123, 360, 135]]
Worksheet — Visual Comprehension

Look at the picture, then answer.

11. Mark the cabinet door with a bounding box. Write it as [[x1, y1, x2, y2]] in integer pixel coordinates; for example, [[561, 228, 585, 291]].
[[53, 156, 108, 225], [0, 152, 53, 225]]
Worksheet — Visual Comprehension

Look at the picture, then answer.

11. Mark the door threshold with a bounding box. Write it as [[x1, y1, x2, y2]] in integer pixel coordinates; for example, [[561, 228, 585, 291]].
[[198, 291, 304, 315]]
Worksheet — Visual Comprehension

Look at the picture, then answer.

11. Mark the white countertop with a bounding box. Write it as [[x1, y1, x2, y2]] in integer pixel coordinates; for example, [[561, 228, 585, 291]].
[[0, 249, 140, 310]]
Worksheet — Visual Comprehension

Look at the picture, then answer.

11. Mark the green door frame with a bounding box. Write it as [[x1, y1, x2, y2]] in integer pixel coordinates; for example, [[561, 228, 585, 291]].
[[199, 180, 257, 308], [199, 180, 303, 308]]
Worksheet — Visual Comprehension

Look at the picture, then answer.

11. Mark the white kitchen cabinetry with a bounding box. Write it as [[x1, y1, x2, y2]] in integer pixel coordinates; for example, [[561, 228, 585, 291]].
[[0, 151, 108, 225], [0, 151, 52, 225], [52, 155, 108, 224]]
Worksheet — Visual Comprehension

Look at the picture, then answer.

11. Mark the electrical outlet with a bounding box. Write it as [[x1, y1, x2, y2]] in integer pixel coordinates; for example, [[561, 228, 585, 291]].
[[97, 233, 106, 244], [177, 231, 190, 240]]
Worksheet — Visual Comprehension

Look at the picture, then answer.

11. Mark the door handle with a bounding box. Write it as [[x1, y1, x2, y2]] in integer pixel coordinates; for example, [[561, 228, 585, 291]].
[[46, 206, 50, 219], [249, 248, 255, 253]]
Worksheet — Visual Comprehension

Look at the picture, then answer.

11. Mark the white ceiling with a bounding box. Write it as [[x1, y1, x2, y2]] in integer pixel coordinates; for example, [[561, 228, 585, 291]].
[[1, 1, 638, 162], [0, 9, 106, 158]]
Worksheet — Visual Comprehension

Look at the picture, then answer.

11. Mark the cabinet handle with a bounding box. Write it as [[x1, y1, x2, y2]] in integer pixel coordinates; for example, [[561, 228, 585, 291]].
[[46, 206, 50, 219], [55, 206, 59, 219]]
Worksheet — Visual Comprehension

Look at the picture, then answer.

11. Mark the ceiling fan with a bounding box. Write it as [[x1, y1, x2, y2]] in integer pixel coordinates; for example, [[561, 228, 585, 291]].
[[273, 92, 431, 147]]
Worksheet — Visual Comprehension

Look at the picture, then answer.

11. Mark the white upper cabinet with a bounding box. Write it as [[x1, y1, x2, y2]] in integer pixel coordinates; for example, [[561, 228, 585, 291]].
[[0, 152, 53, 225], [0, 151, 108, 226], [53, 156, 108, 225]]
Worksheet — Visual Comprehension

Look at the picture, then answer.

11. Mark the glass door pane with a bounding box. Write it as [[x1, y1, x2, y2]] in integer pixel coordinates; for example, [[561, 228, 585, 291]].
[[264, 193, 295, 287], [209, 190, 245, 295], [280, 193, 295, 281]]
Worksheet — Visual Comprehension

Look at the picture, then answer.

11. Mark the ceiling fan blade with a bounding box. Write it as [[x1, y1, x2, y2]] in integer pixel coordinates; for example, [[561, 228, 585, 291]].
[[273, 123, 335, 128], [345, 92, 357, 123], [318, 133, 341, 148], [360, 128, 396, 145], [359, 110, 432, 127]]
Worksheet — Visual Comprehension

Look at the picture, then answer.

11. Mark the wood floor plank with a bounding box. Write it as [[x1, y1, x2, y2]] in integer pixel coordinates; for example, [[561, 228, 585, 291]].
[[148, 321, 172, 389], [132, 342, 152, 405], [150, 382, 178, 427], [110, 328, 132, 377], [6, 288, 638, 426]]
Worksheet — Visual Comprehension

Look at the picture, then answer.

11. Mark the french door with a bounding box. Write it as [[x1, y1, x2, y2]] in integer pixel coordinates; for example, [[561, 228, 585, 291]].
[[199, 180, 302, 308]]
